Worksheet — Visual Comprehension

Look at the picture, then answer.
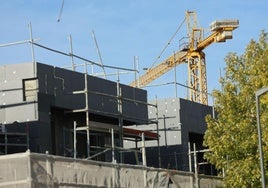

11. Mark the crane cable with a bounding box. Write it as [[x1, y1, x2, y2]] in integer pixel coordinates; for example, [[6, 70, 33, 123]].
[[149, 17, 186, 69], [57, 0, 65, 22]]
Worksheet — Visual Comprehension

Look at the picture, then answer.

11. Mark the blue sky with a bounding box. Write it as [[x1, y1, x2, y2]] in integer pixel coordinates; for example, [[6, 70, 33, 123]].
[[1, 1, 267, 103]]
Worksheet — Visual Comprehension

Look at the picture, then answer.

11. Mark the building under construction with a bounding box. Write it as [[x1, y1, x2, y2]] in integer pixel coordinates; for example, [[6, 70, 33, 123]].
[[0, 11, 239, 187], [0, 61, 218, 187], [0, 61, 154, 160], [0, 61, 213, 170]]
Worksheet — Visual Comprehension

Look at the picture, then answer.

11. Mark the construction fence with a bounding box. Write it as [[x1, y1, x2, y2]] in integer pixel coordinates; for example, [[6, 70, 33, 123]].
[[0, 151, 223, 188]]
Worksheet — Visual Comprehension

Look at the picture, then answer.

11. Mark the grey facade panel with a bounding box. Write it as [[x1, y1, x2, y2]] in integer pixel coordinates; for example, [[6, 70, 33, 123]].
[[0, 80, 22, 93], [4, 63, 35, 80], [3, 103, 38, 124], [0, 88, 22, 105], [146, 98, 212, 146], [0, 63, 37, 124], [150, 98, 182, 146], [0, 66, 5, 81], [150, 97, 212, 148], [0, 109, 5, 123], [124, 98, 182, 148]]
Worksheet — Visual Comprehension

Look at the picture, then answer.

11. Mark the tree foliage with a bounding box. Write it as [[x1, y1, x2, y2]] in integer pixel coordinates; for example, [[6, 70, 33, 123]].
[[204, 31, 268, 187]]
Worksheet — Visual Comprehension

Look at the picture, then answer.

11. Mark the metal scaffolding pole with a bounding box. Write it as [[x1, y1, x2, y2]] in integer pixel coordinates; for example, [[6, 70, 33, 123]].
[[73, 121, 77, 159], [84, 63, 90, 158], [141, 132, 148, 188], [28, 23, 36, 77], [111, 128, 115, 163], [155, 99, 161, 168], [117, 72, 123, 163], [71, 62, 91, 159], [173, 52, 178, 98], [133, 56, 139, 88], [193, 143, 199, 188], [188, 142, 192, 172], [141, 132, 147, 166], [68, 35, 75, 71], [91, 30, 106, 79]]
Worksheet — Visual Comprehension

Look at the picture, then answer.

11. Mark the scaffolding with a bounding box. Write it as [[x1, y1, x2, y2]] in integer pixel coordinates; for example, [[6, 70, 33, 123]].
[[69, 65, 161, 164], [0, 24, 161, 167], [0, 125, 29, 155], [188, 142, 214, 188]]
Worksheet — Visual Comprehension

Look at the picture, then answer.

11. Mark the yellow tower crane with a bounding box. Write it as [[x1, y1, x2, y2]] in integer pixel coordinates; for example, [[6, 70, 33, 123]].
[[129, 11, 239, 105]]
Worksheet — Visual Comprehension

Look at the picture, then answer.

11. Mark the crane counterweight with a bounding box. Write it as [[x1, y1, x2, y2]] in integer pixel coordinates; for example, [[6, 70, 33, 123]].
[[210, 20, 239, 32]]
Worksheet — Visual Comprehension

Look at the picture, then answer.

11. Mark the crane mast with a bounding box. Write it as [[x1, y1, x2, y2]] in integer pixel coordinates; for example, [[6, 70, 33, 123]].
[[129, 11, 239, 105]]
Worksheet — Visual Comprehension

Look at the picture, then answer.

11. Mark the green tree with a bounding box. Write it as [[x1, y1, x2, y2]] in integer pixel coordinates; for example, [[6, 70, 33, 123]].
[[204, 31, 268, 187]]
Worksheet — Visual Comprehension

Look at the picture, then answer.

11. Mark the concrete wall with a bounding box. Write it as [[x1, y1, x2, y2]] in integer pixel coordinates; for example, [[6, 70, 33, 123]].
[[0, 151, 223, 188]]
